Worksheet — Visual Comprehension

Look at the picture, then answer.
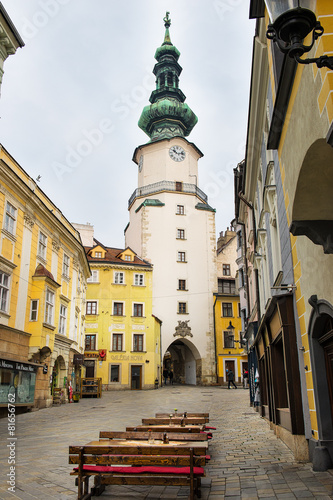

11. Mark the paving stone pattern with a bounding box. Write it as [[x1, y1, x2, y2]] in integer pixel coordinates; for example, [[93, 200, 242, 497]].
[[0, 386, 332, 499]]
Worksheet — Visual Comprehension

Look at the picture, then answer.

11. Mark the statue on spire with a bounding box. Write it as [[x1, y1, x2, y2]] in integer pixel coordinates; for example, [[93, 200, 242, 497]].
[[163, 11, 171, 28]]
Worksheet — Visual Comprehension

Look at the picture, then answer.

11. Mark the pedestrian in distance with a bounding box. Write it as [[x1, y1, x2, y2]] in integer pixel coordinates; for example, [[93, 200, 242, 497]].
[[227, 369, 237, 389], [163, 368, 168, 386], [169, 369, 174, 385], [243, 369, 249, 389]]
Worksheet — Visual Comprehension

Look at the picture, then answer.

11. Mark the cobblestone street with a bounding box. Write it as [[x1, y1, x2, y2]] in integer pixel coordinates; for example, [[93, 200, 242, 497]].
[[0, 386, 332, 499]]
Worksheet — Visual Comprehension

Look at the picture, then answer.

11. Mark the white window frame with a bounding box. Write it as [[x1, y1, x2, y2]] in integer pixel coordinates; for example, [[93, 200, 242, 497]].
[[4, 201, 17, 235], [0, 271, 10, 313], [134, 273, 144, 286], [112, 333, 123, 352], [133, 333, 144, 352], [37, 231, 47, 260], [113, 301, 124, 316], [133, 302, 144, 317], [44, 288, 55, 325], [177, 251, 186, 262], [177, 229, 185, 239], [62, 253, 70, 278], [87, 270, 99, 283], [86, 300, 98, 315], [30, 299, 39, 321], [59, 304, 67, 335], [114, 271, 125, 284], [110, 364, 121, 383]]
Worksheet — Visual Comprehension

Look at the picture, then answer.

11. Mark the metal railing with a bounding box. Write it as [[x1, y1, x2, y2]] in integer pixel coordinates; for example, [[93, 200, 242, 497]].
[[128, 181, 208, 208]]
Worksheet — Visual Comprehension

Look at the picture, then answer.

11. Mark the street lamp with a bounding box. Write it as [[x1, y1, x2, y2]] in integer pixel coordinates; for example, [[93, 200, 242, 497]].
[[265, 0, 333, 69]]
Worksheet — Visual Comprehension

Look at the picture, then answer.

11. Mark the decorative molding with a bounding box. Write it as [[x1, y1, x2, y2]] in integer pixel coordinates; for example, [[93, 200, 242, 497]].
[[52, 240, 60, 252], [173, 320, 193, 338], [23, 214, 35, 230]]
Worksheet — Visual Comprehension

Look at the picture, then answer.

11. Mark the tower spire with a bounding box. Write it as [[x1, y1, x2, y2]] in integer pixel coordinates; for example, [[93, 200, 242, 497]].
[[138, 12, 198, 142], [163, 11, 172, 45]]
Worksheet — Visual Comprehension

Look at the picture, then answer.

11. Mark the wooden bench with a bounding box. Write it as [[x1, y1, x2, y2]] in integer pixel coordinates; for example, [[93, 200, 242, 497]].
[[126, 425, 203, 433], [99, 430, 208, 442], [69, 444, 206, 499], [142, 417, 207, 425], [156, 412, 209, 421]]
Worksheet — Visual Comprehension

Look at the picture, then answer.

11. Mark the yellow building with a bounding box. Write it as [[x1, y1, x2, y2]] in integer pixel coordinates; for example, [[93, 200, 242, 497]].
[[214, 229, 247, 386], [242, 0, 333, 469], [0, 145, 90, 412], [82, 232, 161, 391]]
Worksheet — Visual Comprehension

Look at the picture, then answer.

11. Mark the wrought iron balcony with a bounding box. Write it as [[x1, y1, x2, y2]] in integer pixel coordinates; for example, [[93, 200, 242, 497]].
[[128, 181, 208, 208]]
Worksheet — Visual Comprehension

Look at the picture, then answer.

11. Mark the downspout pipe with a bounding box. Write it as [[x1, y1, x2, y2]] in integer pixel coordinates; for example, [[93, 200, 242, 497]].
[[213, 295, 218, 384]]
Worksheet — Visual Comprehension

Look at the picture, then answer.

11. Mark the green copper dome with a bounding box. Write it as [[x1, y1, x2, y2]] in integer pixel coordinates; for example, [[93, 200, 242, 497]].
[[138, 12, 198, 142]]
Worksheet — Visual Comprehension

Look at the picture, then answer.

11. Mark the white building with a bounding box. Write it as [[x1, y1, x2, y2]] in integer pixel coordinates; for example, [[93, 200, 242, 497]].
[[125, 13, 217, 385]]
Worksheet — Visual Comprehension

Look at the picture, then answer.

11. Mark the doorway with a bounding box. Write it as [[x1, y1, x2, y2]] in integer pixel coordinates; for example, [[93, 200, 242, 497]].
[[225, 360, 235, 382], [131, 365, 142, 390], [84, 360, 95, 378]]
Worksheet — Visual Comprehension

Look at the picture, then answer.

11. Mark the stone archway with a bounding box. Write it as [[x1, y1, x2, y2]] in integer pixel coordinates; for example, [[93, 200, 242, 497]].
[[163, 339, 202, 385], [308, 297, 333, 470], [52, 355, 67, 392], [290, 139, 333, 253]]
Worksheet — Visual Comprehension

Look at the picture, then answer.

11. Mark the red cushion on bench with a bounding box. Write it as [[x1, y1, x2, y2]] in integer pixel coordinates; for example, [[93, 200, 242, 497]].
[[205, 426, 216, 430], [74, 465, 205, 476]]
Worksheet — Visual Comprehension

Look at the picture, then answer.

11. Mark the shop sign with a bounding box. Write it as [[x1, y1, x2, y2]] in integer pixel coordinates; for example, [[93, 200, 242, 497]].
[[0, 358, 37, 405], [0, 359, 37, 373], [85, 352, 99, 358], [73, 354, 84, 365]]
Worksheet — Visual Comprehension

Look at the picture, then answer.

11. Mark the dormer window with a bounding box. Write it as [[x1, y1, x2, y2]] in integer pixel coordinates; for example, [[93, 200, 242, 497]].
[[95, 251, 102, 258], [124, 255, 131, 261]]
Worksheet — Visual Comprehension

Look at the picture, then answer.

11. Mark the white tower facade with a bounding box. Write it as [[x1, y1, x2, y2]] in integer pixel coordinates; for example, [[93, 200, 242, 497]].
[[125, 14, 217, 384]]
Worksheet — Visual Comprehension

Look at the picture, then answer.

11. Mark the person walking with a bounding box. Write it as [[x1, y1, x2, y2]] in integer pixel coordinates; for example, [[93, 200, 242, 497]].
[[163, 368, 168, 386], [227, 369, 237, 389], [243, 369, 249, 389], [169, 369, 174, 385]]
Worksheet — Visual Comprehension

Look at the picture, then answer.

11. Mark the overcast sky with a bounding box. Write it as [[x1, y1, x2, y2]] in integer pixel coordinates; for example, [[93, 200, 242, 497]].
[[1, 0, 255, 249]]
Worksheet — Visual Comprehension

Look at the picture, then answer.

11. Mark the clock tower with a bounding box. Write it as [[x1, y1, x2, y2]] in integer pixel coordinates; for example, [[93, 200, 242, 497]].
[[125, 13, 217, 385]]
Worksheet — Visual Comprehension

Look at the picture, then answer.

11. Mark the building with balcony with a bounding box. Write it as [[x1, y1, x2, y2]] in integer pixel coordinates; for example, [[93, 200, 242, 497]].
[[0, 145, 90, 412]]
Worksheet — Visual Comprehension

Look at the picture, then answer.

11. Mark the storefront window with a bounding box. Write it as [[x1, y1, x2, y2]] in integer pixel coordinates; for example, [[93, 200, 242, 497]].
[[0, 359, 37, 405]]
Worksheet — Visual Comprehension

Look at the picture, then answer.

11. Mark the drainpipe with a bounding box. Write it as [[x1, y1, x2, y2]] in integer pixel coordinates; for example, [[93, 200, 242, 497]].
[[213, 295, 218, 384]]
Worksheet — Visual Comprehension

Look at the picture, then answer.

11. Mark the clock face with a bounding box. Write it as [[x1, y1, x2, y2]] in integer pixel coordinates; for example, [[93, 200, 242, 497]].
[[138, 155, 143, 172], [169, 145, 186, 162]]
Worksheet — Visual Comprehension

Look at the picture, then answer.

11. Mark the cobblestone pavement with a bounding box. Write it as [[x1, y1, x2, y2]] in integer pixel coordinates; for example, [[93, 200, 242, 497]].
[[0, 386, 332, 500]]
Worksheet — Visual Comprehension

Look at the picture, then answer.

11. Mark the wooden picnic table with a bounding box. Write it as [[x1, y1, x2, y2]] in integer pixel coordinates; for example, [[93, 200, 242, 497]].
[[85, 439, 208, 450], [69, 440, 207, 500], [155, 413, 209, 423], [142, 417, 207, 425], [156, 412, 209, 418], [99, 430, 208, 442], [127, 424, 205, 433]]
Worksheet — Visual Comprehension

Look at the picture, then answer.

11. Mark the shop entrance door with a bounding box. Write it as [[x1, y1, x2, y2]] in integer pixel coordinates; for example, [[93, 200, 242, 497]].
[[84, 360, 95, 378], [131, 365, 142, 390]]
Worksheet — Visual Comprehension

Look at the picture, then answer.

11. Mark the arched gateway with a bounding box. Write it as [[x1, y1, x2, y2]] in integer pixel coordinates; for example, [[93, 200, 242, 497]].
[[163, 340, 201, 386]]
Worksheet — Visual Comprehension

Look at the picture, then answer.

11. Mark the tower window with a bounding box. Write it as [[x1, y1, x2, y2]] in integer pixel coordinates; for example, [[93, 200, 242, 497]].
[[176, 205, 185, 215], [178, 302, 187, 314], [175, 182, 183, 192], [177, 229, 185, 239], [177, 252, 186, 262], [178, 279, 186, 290]]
